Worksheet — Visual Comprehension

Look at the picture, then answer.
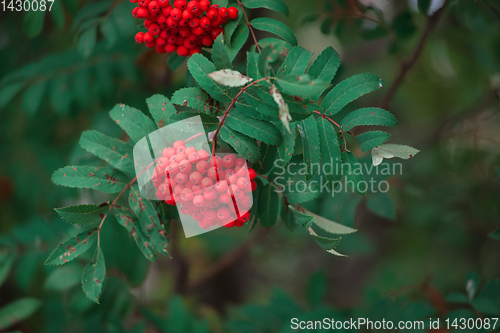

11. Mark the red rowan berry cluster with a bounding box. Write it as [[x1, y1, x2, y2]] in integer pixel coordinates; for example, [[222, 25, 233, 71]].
[[131, 0, 239, 56], [151, 140, 257, 229]]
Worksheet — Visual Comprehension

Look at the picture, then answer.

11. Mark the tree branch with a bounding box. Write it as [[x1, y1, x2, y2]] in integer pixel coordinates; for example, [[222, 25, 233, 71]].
[[379, 1, 449, 109]]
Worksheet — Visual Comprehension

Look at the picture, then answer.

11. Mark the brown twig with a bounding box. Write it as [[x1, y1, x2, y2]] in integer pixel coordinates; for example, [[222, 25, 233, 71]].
[[236, 0, 261, 52], [187, 227, 271, 293], [313, 110, 341, 128], [379, 1, 450, 109]]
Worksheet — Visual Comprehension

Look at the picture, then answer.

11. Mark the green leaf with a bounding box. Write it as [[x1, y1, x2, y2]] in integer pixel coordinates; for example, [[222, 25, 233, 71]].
[[49, 76, 72, 114], [208, 69, 253, 87], [307, 46, 340, 84], [244, 87, 279, 121], [258, 46, 274, 78], [276, 74, 329, 100], [187, 54, 233, 103], [275, 122, 296, 167], [224, 9, 242, 43], [276, 46, 313, 77], [445, 292, 469, 304], [82, 246, 106, 304], [254, 85, 315, 120], [219, 125, 260, 163], [341, 150, 366, 196], [80, 131, 135, 174], [371, 144, 419, 166], [24, 9, 46, 38], [0, 298, 41, 331], [226, 108, 281, 145], [212, 35, 232, 70], [50, 0, 65, 29], [250, 17, 297, 46], [109, 103, 157, 143], [488, 228, 500, 240], [114, 206, 157, 262], [172, 88, 223, 117], [356, 131, 391, 152], [284, 180, 321, 204], [366, 192, 396, 220], [55, 203, 110, 227], [302, 208, 357, 235], [298, 115, 321, 179], [241, 0, 289, 16], [341, 107, 397, 131], [289, 205, 314, 227], [44, 265, 81, 291], [321, 73, 384, 116], [100, 17, 118, 49], [146, 94, 177, 128], [52, 166, 128, 194], [211, 0, 228, 7], [0, 82, 24, 110], [129, 185, 169, 256], [317, 118, 341, 182], [258, 183, 281, 227], [307, 271, 327, 308], [45, 227, 98, 266], [246, 51, 262, 81], [227, 24, 249, 62], [78, 26, 97, 58], [308, 228, 343, 255], [23, 81, 46, 115], [471, 297, 500, 315], [255, 144, 277, 174]]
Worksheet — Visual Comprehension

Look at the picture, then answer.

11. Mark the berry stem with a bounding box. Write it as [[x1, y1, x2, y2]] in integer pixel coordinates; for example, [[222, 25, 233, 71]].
[[236, 0, 261, 53], [211, 77, 270, 156]]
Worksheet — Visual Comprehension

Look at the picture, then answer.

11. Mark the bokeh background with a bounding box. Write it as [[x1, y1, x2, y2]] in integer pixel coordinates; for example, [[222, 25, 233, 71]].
[[1, 0, 500, 332]]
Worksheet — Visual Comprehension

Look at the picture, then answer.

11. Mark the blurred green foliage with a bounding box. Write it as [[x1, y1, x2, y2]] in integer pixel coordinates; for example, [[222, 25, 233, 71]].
[[1, 0, 500, 332]]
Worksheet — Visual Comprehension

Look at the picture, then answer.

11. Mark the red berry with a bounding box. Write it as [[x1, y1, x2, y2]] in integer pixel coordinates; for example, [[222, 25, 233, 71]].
[[166, 162, 180, 175], [184, 37, 196, 49], [226, 174, 237, 185], [180, 188, 194, 202], [167, 17, 179, 28], [192, 27, 204, 35], [202, 35, 213, 47], [179, 160, 192, 173], [218, 7, 228, 18], [218, 193, 231, 204], [138, 0, 150, 8], [206, 8, 217, 20], [235, 166, 248, 178], [166, 199, 176, 205], [199, 0, 210, 11], [167, 35, 177, 44], [200, 16, 211, 28], [130, 0, 139, 3], [178, 45, 189, 56], [162, 5, 173, 16], [205, 210, 216, 221], [148, 1, 160, 13], [173, 140, 185, 150], [187, 0, 199, 12], [174, 0, 187, 10], [228, 6, 238, 19], [174, 184, 185, 195], [171, 7, 182, 20], [157, 156, 170, 169], [135, 32, 145, 43], [203, 190, 217, 201], [248, 168, 256, 180], [196, 160, 210, 173], [158, 0, 170, 7], [165, 43, 177, 53], [143, 31, 155, 43], [235, 158, 246, 167], [211, 26, 223, 39], [215, 180, 228, 193], [188, 152, 201, 163], [189, 17, 200, 28], [156, 37, 167, 47], [179, 27, 191, 37], [227, 184, 240, 197], [132, 7, 140, 18], [149, 23, 161, 36], [198, 150, 210, 161], [201, 177, 214, 190], [190, 171, 203, 184], [193, 195, 205, 207], [210, 15, 221, 27], [236, 177, 248, 189], [178, 18, 188, 26], [137, 7, 149, 18], [175, 172, 188, 184], [190, 47, 201, 55], [175, 152, 187, 163], [163, 147, 176, 158]]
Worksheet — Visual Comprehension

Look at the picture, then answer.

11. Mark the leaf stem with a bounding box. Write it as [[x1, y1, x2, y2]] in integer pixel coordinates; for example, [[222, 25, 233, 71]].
[[313, 110, 341, 128], [236, 0, 261, 53]]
